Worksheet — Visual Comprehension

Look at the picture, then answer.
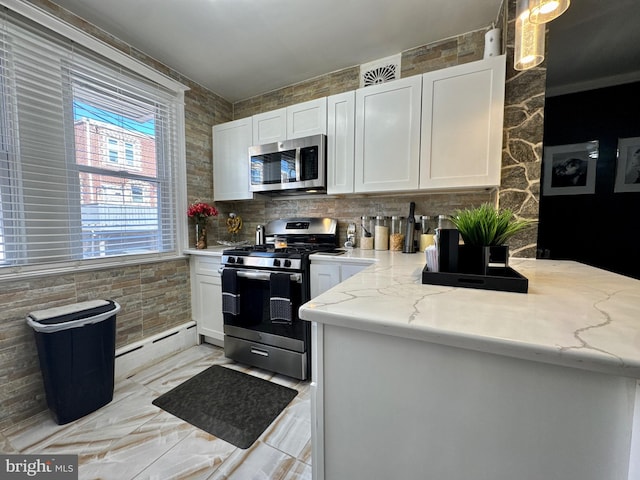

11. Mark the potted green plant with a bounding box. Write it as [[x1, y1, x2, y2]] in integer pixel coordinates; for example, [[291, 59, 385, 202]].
[[449, 203, 536, 275]]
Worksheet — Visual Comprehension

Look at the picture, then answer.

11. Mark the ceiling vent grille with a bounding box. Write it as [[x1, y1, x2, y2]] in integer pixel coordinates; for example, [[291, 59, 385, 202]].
[[360, 54, 401, 87]]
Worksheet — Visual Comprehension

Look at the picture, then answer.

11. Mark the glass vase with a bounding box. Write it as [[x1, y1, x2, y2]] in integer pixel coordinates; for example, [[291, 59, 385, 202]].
[[195, 222, 208, 249]]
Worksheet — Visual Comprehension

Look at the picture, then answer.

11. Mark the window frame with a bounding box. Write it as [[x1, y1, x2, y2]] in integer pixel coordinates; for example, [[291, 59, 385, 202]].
[[0, 0, 189, 280]]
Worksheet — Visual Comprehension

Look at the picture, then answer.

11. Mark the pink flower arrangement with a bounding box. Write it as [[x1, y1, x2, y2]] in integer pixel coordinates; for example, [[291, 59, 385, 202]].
[[187, 202, 218, 223]]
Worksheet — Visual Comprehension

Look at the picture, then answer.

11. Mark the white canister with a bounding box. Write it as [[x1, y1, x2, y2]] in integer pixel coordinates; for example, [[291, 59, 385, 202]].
[[374, 216, 389, 251]]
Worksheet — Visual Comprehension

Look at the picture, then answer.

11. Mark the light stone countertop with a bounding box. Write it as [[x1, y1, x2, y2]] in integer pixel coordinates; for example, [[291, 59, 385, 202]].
[[184, 246, 226, 257], [302, 250, 640, 379]]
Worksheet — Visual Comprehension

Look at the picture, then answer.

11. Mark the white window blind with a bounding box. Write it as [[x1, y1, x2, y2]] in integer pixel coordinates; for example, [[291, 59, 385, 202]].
[[0, 8, 183, 272]]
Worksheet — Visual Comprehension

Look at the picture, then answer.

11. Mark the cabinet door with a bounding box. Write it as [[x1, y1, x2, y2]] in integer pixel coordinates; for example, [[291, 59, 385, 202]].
[[354, 76, 422, 193], [327, 91, 355, 194], [341, 263, 369, 281], [191, 257, 224, 346], [310, 263, 341, 298], [252, 108, 287, 145], [195, 274, 224, 345], [213, 118, 253, 201], [286, 98, 327, 138], [420, 55, 506, 190]]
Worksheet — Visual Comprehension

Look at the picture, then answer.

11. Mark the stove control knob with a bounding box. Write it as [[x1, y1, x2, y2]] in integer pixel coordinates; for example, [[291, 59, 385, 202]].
[[236, 257, 244, 264], [227, 257, 236, 264], [273, 259, 281, 267], [284, 259, 292, 268]]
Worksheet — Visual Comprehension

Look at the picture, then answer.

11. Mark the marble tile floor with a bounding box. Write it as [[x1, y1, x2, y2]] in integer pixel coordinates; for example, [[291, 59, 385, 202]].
[[0, 343, 312, 480]]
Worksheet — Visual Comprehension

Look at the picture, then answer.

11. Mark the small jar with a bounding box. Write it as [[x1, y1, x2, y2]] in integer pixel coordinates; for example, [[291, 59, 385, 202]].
[[390, 216, 405, 251], [420, 215, 436, 251], [374, 216, 389, 251], [360, 216, 375, 250]]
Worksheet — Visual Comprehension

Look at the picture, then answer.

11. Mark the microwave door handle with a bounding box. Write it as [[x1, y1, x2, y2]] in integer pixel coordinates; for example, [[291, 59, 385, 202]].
[[294, 147, 301, 182]]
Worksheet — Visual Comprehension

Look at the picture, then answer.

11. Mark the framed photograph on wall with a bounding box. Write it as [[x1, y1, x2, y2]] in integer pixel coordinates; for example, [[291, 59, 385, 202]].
[[614, 136, 640, 193], [542, 140, 599, 196]]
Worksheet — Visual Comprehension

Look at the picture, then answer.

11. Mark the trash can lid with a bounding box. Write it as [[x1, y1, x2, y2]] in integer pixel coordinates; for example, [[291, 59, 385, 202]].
[[28, 299, 117, 325]]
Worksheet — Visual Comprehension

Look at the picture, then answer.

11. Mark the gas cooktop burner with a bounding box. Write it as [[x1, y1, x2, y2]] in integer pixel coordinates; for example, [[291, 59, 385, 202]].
[[222, 217, 339, 271], [224, 244, 337, 256]]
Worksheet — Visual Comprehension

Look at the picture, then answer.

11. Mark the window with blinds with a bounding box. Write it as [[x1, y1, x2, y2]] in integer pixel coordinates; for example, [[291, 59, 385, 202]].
[[0, 8, 183, 272]]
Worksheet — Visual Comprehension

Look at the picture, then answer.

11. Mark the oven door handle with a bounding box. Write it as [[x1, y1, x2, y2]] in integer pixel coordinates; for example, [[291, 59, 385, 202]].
[[218, 267, 302, 283]]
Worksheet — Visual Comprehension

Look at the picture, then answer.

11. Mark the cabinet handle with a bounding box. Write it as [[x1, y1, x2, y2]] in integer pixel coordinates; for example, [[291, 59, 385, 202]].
[[250, 347, 269, 357], [218, 267, 302, 283]]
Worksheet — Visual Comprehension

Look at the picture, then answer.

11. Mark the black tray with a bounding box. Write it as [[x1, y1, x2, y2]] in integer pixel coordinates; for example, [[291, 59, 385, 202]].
[[421, 265, 528, 293]]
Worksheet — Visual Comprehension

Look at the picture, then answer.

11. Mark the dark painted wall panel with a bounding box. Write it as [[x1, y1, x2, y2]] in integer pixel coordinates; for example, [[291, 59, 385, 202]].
[[538, 82, 640, 279]]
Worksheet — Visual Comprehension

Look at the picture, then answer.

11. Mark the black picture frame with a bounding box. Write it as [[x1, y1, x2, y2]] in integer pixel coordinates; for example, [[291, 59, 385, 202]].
[[542, 141, 598, 196], [614, 136, 640, 193]]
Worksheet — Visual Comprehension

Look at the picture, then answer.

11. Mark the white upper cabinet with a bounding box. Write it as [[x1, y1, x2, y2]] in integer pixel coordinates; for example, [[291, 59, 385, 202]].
[[213, 118, 253, 201], [252, 98, 327, 145], [327, 91, 355, 195], [286, 98, 327, 138], [420, 55, 506, 190], [252, 108, 287, 145], [212, 57, 506, 201], [354, 76, 422, 193]]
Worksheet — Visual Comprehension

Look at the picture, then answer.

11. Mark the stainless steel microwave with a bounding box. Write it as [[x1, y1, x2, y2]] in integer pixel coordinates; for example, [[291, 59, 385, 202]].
[[249, 134, 326, 194]]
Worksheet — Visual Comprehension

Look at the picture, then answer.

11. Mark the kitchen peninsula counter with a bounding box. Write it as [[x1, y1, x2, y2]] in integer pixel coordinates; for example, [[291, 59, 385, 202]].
[[301, 251, 640, 480]]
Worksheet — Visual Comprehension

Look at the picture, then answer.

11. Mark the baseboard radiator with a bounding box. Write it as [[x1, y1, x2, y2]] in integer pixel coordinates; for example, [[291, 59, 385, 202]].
[[114, 321, 198, 380]]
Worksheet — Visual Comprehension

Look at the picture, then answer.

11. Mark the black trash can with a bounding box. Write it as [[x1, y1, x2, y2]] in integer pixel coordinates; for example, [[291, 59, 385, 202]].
[[26, 299, 120, 425]]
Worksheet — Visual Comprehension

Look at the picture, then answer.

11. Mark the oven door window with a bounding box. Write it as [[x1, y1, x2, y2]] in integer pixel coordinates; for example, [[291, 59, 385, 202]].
[[223, 272, 305, 341], [250, 149, 297, 185]]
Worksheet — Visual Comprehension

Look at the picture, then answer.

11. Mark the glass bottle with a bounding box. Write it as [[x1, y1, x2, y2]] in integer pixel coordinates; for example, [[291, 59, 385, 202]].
[[374, 216, 389, 250], [390, 216, 405, 251], [360, 216, 375, 250]]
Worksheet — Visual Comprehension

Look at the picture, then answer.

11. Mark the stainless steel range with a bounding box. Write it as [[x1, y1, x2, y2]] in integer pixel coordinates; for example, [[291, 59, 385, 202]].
[[220, 217, 339, 380]]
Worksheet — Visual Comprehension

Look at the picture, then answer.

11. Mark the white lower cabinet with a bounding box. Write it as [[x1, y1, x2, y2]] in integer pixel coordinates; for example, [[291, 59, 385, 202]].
[[310, 258, 372, 298], [190, 255, 224, 346], [341, 263, 368, 281], [310, 263, 342, 298]]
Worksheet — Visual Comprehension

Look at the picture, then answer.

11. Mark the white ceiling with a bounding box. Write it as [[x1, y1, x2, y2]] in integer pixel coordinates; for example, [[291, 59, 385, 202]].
[[545, 0, 640, 97], [49, 0, 640, 102], [49, 0, 503, 101]]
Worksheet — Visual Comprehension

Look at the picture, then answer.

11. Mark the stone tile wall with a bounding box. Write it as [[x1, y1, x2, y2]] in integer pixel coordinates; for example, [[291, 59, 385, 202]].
[[499, 0, 546, 255], [0, 260, 190, 430]]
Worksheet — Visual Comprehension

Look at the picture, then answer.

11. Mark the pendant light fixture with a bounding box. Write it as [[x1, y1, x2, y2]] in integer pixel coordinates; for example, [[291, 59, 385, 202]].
[[528, 0, 570, 24], [514, 0, 545, 71]]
